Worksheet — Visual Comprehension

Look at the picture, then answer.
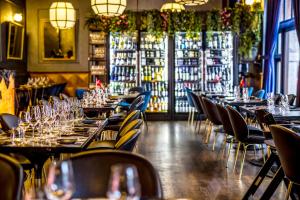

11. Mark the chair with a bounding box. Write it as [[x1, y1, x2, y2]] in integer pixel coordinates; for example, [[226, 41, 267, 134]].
[[0, 113, 19, 131], [226, 106, 265, 179], [138, 91, 151, 128], [88, 129, 142, 152], [202, 97, 223, 150], [185, 87, 195, 124], [100, 110, 141, 140], [253, 89, 265, 99], [270, 125, 300, 200], [69, 150, 163, 199], [118, 95, 145, 111], [89, 119, 143, 149], [0, 154, 23, 200], [129, 86, 144, 94], [248, 87, 254, 97], [198, 95, 211, 137], [216, 104, 235, 165], [288, 94, 296, 106], [190, 92, 205, 132], [75, 88, 86, 100]]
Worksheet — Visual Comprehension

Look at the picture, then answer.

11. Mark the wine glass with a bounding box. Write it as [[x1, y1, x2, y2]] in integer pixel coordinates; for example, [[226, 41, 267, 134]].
[[44, 160, 75, 200], [107, 164, 141, 200]]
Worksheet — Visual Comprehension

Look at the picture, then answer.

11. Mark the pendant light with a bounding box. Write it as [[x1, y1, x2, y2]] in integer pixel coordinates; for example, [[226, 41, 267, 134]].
[[161, 3, 185, 12], [49, 2, 76, 29], [91, 0, 127, 17], [175, 0, 209, 6]]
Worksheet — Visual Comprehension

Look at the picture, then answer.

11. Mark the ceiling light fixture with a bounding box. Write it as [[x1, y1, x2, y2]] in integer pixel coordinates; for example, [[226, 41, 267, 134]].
[[49, 2, 76, 29], [161, 3, 185, 12], [175, 0, 209, 6], [91, 0, 127, 17]]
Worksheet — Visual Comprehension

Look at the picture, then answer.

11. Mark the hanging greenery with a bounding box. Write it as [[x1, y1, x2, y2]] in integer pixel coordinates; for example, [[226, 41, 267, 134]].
[[85, 4, 263, 59]]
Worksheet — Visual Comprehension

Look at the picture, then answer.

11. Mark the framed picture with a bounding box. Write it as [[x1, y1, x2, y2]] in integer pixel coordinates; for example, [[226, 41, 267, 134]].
[[39, 19, 77, 61], [7, 22, 24, 60]]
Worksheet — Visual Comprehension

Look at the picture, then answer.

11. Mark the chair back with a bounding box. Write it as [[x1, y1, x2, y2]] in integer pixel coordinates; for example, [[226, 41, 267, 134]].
[[185, 88, 194, 107], [270, 125, 300, 184], [0, 154, 23, 200], [69, 150, 163, 198], [248, 87, 254, 97], [226, 106, 249, 142], [118, 119, 143, 139], [128, 95, 145, 113], [255, 109, 269, 130], [0, 114, 19, 131], [119, 110, 141, 133], [139, 91, 151, 112], [129, 86, 144, 94], [216, 104, 234, 136], [198, 95, 209, 118], [202, 97, 221, 125], [190, 92, 203, 114], [56, 83, 67, 96], [115, 129, 142, 151], [288, 94, 296, 106], [253, 89, 265, 99]]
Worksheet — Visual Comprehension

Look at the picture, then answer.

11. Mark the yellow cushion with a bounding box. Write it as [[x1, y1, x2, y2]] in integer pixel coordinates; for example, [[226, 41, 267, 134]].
[[115, 129, 139, 149], [119, 119, 142, 137]]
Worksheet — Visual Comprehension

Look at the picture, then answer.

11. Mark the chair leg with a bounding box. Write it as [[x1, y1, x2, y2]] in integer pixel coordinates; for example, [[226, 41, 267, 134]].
[[226, 138, 233, 168], [191, 109, 195, 125], [239, 144, 248, 179], [212, 130, 219, 151], [142, 112, 148, 129], [260, 144, 266, 163], [220, 134, 228, 157], [233, 142, 241, 172], [188, 108, 191, 124], [205, 122, 212, 144], [285, 181, 293, 200], [253, 145, 257, 158]]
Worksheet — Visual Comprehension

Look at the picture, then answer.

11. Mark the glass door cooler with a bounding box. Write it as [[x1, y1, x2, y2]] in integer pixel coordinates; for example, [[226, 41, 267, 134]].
[[140, 33, 168, 113], [204, 32, 233, 94], [174, 32, 203, 113], [109, 33, 138, 94]]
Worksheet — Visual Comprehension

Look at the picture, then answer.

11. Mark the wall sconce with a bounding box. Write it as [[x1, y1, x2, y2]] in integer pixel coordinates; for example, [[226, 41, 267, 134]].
[[14, 13, 23, 22]]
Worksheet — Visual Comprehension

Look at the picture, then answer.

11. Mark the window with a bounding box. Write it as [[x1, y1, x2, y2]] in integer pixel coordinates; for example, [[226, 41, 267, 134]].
[[284, 30, 299, 95], [275, 0, 299, 95]]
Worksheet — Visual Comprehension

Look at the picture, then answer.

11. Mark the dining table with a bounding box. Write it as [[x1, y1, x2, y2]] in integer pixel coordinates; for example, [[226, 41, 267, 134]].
[[239, 105, 300, 121], [82, 101, 119, 117], [0, 119, 107, 185], [219, 97, 267, 108]]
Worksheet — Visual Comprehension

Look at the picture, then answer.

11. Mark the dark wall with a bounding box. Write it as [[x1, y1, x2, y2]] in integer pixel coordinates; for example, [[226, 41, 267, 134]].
[[0, 0, 27, 85]]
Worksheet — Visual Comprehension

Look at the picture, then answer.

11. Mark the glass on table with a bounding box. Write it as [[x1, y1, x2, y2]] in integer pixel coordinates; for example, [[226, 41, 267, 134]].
[[107, 164, 141, 200], [44, 160, 75, 200]]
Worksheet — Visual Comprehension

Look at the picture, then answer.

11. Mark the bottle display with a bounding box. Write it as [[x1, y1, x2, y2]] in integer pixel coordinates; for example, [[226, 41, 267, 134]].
[[89, 31, 107, 87], [174, 32, 203, 113], [140, 33, 168, 112], [205, 32, 233, 94], [109, 33, 138, 94]]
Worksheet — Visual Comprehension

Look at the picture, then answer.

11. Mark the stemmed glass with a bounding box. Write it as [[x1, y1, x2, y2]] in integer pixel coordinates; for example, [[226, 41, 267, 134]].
[[107, 164, 141, 200], [44, 160, 75, 200], [267, 92, 275, 112]]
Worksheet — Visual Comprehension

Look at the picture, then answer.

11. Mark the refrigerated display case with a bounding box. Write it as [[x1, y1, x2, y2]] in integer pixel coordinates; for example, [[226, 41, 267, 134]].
[[140, 33, 168, 113], [109, 33, 138, 94], [88, 31, 108, 88], [204, 31, 233, 94], [174, 32, 203, 113]]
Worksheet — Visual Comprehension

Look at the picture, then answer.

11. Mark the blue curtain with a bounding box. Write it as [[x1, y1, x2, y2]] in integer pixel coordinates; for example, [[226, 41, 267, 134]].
[[262, 0, 282, 96], [293, 0, 300, 105]]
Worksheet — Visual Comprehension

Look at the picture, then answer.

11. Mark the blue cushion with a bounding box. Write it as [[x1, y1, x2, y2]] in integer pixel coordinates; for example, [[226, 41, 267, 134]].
[[185, 87, 195, 107], [118, 101, 131, 107], [76, 89, 86, 100]]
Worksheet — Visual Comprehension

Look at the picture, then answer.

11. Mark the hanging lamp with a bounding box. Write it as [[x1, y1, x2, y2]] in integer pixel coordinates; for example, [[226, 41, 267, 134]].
[[175, 0, 209, 6], [91, 0, 127, 17], [49, 2, 76, 29], [161, 2, 185, 12]]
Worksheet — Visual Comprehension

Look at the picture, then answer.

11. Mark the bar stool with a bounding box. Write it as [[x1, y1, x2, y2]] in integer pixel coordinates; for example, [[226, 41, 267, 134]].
[[270, 125, 300, 200], [226, 106, 266, 179]]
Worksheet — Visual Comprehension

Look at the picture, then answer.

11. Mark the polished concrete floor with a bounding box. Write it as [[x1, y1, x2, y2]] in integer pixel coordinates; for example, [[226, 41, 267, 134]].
[[136, 121, 287, 200]]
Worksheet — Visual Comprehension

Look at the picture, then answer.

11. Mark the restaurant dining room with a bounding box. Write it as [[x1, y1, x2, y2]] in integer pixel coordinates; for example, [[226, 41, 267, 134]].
[[0, 0, 300, 199]]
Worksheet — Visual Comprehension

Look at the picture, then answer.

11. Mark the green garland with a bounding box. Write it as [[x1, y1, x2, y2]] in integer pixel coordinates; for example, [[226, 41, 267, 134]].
[[85, 4, 263, 59]]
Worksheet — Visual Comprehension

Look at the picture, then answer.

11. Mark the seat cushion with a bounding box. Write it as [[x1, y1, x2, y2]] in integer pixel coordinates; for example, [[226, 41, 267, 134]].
[[248, 125, 264, 136], [88, 140, 116, 150], [118, 101, 130, 107]]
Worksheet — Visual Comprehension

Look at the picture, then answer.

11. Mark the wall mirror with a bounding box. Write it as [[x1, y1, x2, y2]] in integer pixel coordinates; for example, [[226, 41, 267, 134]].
[[39, 19, 77, 61], [7, 22, 24, 60]]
